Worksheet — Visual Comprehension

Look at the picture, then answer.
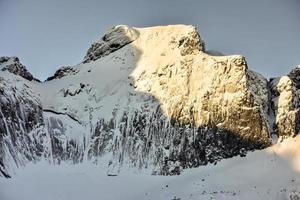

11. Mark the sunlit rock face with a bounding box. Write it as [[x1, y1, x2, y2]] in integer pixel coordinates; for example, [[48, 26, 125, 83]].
[[130, 25, 270, 146], [0, 25, 298, 177], [270, 67, 300, 138]]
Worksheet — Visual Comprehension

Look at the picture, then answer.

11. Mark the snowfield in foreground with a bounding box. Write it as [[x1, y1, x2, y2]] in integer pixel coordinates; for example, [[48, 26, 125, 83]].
[[1, 136, 300, 200]]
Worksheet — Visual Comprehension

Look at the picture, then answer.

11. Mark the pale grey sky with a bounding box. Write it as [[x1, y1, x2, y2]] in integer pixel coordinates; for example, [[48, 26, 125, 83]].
[[0, 0, 299, 80]]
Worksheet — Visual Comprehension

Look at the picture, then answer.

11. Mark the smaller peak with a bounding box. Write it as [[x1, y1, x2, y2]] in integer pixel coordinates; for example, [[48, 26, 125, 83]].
[[0, 56, 19, 64], [83, 25, 139, 63], [0, 56, 39, 82]]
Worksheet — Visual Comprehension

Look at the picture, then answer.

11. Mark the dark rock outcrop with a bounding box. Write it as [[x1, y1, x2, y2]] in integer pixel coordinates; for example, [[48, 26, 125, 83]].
[[46, 66, 78, 81]]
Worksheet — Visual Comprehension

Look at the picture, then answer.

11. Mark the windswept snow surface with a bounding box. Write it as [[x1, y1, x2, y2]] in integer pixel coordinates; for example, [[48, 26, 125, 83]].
[[1, 135, 300, 200]]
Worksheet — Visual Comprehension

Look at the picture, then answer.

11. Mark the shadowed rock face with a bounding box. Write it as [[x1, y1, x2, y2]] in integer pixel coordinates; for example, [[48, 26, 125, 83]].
[[87, 109, 267, 176], [0, 25, 299, 177], [0, 77, 45, 178]]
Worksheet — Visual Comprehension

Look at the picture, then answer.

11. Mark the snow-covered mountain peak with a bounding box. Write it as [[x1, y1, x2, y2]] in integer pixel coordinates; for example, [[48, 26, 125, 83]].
[[83, 24, 205, 64], [0, 56, 18, 67], [83, 25, 140, 63], [1, 24, 300, 178], [0, 56, 38, 82]]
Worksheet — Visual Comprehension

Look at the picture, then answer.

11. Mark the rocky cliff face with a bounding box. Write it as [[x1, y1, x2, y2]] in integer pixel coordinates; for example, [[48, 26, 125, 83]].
[[0, 25, 299, 177], [270, 66, 300, 138]]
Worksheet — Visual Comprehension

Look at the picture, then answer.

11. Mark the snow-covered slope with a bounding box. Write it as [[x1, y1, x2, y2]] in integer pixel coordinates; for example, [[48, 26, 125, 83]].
[[0, 25, 299, 178], [1, 134, 300, 200]]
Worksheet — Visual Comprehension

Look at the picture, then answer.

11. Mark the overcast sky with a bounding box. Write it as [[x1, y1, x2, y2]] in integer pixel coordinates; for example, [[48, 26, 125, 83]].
[[0, 0, 299, 80]]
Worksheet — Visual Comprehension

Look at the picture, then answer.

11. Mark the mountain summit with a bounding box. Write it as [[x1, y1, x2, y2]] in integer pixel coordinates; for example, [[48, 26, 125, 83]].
[[0, 25, 299, 177]]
